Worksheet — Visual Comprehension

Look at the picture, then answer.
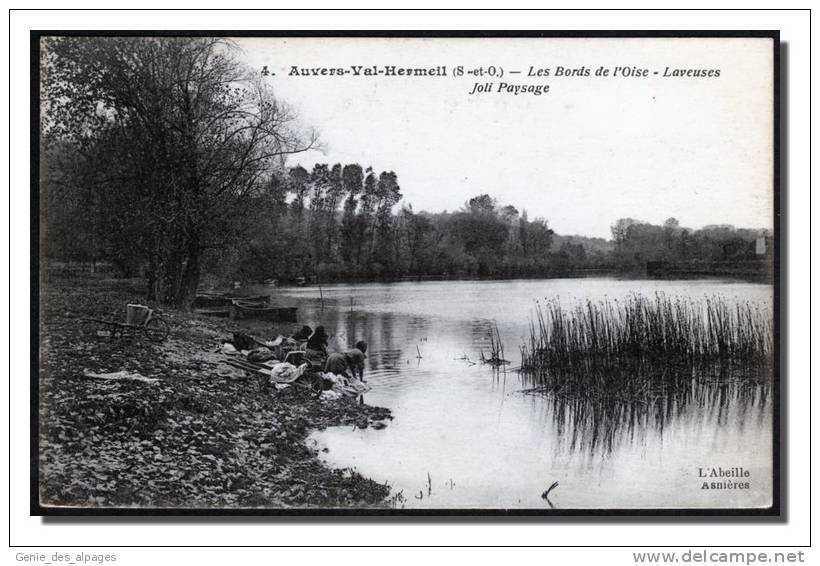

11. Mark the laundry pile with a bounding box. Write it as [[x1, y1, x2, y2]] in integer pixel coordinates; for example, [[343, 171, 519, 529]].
[[217, 329, 370, 400]]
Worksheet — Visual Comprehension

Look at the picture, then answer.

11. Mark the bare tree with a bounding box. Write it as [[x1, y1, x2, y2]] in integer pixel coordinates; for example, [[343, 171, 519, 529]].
[[41, 37, 317, 307]]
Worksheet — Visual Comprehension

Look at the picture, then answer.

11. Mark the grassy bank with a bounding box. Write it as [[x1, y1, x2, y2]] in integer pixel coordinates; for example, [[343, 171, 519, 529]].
[[38, 276, 392, 509]]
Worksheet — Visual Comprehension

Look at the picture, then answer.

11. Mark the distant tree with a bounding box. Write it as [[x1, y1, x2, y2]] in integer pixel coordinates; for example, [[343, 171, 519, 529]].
[[401, 205, 433, 274], [662, 217, 681, 254], [358, 168, 378, 266], [339, 164, 364, 264], [467, 194, 497, 215], [454, 195, 508, 275], [522, 217, 554, 262], [499, 205, 520, 222], [371, 171, 402, 270], [611, 218, 639, 246], [663, 217, 680, 230], [307, 163, 331, 265], [288, 165, 311, 221], [550, 242, 587, 274], [324, 164, 345, 259]]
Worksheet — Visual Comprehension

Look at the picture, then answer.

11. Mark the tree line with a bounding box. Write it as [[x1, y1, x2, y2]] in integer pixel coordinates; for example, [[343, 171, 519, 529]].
[[202, 171, 558, 284], [43, 144, 771, 291], [609, 217, 771, 271]]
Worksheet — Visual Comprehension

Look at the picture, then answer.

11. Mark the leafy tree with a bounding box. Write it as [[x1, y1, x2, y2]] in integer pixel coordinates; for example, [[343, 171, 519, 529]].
[[400, 205, 433, 274], [371, 171, 402, 270], [453, 195, 509, 276], [288, 165, 311, 221], [339, 164, 364, 264], [357, 168, 378, 267], [308, 163, 331, 265]]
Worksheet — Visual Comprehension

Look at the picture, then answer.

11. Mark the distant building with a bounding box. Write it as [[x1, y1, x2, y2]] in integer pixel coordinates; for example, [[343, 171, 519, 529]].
[[755, 236, 767, 256]]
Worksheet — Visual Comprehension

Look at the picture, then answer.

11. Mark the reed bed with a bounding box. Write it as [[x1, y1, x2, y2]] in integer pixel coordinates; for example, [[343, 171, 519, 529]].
[[517, 293, 773, 455], [521, 293, 773, 372]]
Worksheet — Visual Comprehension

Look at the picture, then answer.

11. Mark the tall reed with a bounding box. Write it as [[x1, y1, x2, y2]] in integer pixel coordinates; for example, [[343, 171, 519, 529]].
[[518, 293, 773, 455], [521, 293, 772, 372]]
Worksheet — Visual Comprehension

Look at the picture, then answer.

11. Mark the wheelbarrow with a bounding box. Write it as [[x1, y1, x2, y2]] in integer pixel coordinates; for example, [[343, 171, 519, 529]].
[[81, 304, 170, 342]]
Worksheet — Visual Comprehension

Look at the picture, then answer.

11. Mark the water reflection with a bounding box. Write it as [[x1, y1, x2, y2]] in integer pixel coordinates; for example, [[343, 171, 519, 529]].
[[522, 370, 772, 458], [271, 278, 773, 508]]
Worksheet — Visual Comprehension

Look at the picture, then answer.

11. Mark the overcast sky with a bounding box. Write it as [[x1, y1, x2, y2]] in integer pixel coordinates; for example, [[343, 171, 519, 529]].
[[235, 37, 773, 239]]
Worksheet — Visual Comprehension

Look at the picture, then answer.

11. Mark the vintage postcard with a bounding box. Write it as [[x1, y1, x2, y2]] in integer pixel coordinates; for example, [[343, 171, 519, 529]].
[[33, 32, 778, 515]]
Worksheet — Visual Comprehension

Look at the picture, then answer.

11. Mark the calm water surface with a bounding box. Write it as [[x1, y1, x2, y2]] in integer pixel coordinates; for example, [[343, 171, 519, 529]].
[[270, 278, 773, 509]]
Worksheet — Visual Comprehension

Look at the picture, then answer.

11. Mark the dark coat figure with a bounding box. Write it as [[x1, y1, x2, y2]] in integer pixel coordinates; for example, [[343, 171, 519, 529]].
[[305, 326, 329, 368], [291, 325, 312, 341], [231, 331, 259, 351], [306, 326, 329, 353]]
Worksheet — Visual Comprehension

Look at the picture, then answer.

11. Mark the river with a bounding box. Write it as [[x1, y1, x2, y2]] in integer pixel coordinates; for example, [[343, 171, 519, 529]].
[[267, 277, 773, 510]]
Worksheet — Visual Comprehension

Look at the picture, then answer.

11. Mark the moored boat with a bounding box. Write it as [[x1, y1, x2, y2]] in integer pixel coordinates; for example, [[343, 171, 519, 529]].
[[193, 293, 271, 308], [229, 303, 298, 322]]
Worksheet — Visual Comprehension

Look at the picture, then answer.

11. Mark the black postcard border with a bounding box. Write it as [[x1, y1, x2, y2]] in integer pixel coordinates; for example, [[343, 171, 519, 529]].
[[25, 29, 784, 524]]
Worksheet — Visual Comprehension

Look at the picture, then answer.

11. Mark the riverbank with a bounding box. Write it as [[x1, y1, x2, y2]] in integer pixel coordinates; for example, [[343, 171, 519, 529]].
[[208, 261, 772, 290], [37, 276, 392, 509]]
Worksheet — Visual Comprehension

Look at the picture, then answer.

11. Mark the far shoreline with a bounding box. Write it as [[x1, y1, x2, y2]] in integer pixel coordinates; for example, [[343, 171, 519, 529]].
[[242, 269, 774, 292]]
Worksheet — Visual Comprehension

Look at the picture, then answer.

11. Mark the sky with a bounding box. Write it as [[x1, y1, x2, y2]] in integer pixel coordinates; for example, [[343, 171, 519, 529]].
[[234, 37, 774, 239]]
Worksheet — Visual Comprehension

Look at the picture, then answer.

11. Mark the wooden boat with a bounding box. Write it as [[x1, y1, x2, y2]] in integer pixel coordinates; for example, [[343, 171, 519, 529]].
[[193, 293, 271, 308], [229, 302, 298, 322], [192, 307, 232, 318], [230, 298, 270, 308]]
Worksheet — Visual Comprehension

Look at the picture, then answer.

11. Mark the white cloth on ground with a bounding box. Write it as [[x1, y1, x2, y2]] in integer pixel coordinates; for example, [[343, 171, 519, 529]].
[[82, 370, 159, 384], [268, 362, 308, 384]]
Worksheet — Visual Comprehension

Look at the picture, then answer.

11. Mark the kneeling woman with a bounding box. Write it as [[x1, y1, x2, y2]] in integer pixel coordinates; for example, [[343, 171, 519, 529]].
[[304, 326, 329, 368], [325, 340, 368, 381]]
